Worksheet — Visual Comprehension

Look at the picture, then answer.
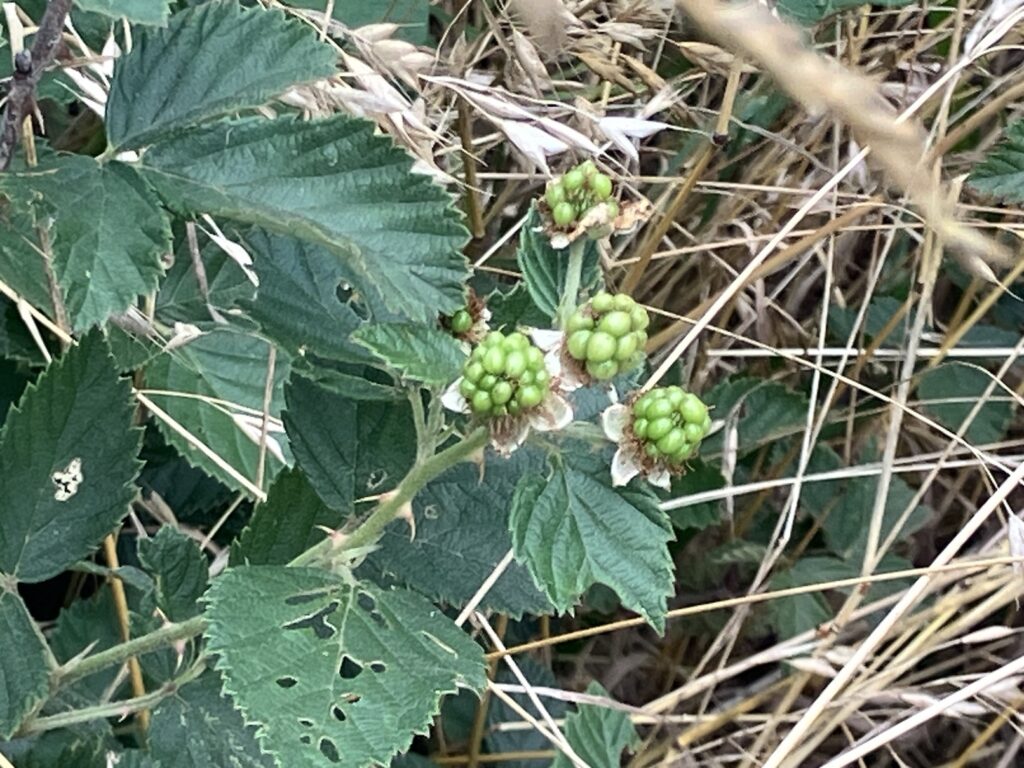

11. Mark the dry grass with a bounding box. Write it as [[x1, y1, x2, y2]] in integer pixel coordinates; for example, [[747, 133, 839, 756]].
[[347, 1, 1023, 766]]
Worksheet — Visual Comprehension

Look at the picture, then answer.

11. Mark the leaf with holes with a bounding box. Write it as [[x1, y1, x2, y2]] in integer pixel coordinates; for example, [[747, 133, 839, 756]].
[[0, 156, 170, 330], [149, 670, 275, 768], [353, 324, 466, 387], [204, 566, 487, 768], [283, 374, 416, 514], [0, 333, 141, 583], [242, 229, 370, 364], [509, 453, 674, 632], [968, 121, 1024, 202], [107, 1, 336, 150], [0, 591, 51, 738], [145, 329, 291, 494], [361, 448, 553, 617], [552, 683, 639, 768], [516, 206, 601, 321], [138, 115, 469, 324], [138, 527, 208, 621]]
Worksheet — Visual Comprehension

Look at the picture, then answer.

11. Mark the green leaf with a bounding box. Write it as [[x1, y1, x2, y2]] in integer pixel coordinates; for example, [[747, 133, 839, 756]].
[[145, 329, 291, 494], [0, 298, 46, 366], [828, 296, 904, 345], [0, 591, 51, 739], [149, 670, 275, 768], [516, 207, 601, 321], [232, 468, 340, 566], [803, 447, 931, 562], [701, 378, 808, 457], [204, 566, 487, 768], [0, 157, 171, 330], [137, 527, 208, 621], [353, 324, 466, 386], [776, 0, 912, 25], [968, 121, 1024, 202], [157, 235, 255, 324], [0, 195, 51, 312], [919, 363, 1014, 446], [109, 754, 161, 768], [361, 449, 553, 617], [243, 229, 369, 363], [0, 333, 141, 582], [75, 0, 170, 25], [296, 365, 405, 403], [49, 590, 122, 700], [768, 557, 851, 639], [4, 731, 112, 768], [283, 374, 416, 513], [138, 115, 470, 323], [486, 282, 548, 329], [288, 0, 429, 43], [552, 683, 639, 768], [107, 2, 336, 150], [509, 454, 675, 632], [666, 461, 725, 532]]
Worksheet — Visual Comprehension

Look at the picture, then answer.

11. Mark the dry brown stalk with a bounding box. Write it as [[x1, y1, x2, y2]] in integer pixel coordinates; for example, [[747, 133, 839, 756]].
[[673, 0, 1013, 274]]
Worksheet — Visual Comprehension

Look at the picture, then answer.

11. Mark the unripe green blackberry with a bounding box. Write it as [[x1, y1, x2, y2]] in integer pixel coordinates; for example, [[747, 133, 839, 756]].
[[461, 331, 551, 418], [544, 160, 617, 230], [565, 292, 649, 381], [450, 309, 473, 334], [629, 387, 711, 466]]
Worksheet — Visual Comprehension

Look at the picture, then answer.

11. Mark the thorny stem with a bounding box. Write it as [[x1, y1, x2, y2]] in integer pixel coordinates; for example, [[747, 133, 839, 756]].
[[55, 616, 207, 688], [556, 238, 587, 330], [24, 663, 207, 736], [291, 426, 489, 567]]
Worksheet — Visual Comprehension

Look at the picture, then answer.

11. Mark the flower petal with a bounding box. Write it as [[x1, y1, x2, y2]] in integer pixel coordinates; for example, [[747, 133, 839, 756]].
[[529, 392, 573, 433], [441, 379, 469, 413], [491, 419, 530, 456], [529, 329, 564, 352], [610, 447, 641, 487], [601, 403, 630, 442], [648, 466, 673, 491]]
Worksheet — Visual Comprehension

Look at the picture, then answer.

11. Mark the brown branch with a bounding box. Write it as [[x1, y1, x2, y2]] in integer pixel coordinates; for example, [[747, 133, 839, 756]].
[[0, 0, 74, 171]]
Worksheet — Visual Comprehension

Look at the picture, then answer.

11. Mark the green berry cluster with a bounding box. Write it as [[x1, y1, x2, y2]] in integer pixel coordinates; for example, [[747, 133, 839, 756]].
[[460, 331, 550, 417], [545, 160, 618, 228], [449, 309, 474, 335], [630, 387, 711, 465], [565, 292, 649, 381]]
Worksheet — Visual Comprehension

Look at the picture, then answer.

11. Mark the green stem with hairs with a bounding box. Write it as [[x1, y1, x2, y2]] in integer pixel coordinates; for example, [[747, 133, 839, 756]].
[[56, 616, 207, 687], [290, 426, 490, 567], [25, 663, 206, 735], [556, 238, 587, 329]]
